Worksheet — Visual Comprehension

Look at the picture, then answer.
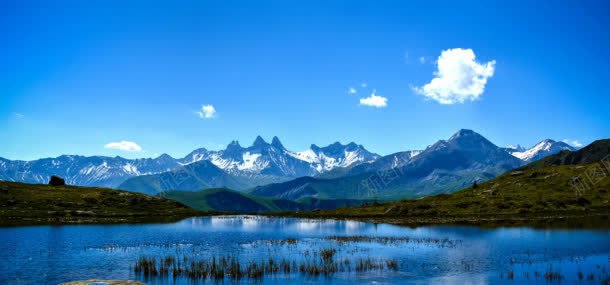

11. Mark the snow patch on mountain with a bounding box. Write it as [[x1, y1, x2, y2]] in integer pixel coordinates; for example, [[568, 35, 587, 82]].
[[0, 136, 376, 188], [509, 139, 576, 162]]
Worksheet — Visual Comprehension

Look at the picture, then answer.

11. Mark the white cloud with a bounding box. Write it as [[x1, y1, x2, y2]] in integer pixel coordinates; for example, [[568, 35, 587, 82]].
[[361, 83, 367, 88], [347, 87, 357, 94], [359, 90, 387, 108], [14, 113, 24, 118], [104, 141, 142, 152], [414, 48, 496, 104], [563, 139, 583, 147], [419, 56, 426, 64], [197, 104, 216, 119]]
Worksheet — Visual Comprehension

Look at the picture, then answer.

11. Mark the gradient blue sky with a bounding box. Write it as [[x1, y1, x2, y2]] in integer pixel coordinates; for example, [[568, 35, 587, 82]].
[[2, 0, 609, 160]]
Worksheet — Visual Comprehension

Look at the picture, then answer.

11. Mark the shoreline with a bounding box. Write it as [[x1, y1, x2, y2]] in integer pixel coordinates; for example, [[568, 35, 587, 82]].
[[265, 211, 610, 229], [2, 211, 608, 229], [0, 213, 213, 227]]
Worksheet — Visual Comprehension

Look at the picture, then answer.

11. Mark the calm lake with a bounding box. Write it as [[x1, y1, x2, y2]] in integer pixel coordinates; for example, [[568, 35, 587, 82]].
[[1, 215, 609, 284]]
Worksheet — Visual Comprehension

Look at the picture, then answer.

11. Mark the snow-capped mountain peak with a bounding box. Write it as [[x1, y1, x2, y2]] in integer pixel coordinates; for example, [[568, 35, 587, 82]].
[[510, 139, 575, 162], [177, 137, 381, 178], [288, 141, 380, 173], [505, 145, 526, 152]]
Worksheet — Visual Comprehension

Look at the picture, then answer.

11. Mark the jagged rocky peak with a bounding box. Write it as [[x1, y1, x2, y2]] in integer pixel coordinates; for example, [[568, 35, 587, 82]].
[[227, 140, 241, 148], [310, 144, 321, 151], [344, 142, 360, 151], [271, 136, 284, 149], [505, 144, 526, 152], [326, 141, 344, 151], [252, 135, 268, 146], [224, 140, 243, 157]]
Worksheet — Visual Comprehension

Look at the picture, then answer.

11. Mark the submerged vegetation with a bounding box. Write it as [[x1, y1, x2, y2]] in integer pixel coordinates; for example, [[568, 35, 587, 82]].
[[129, 233, 610, 283]]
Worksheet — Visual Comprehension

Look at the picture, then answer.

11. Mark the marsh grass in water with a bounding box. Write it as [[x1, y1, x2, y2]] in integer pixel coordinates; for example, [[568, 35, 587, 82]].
[[499, 265, 609, 283], [134, 249, 399, 281]]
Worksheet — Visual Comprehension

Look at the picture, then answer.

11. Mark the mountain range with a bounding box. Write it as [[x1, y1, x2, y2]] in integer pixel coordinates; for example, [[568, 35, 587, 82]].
[[250, 129, 525, 200], [502, 139, 576, 162], [0, 136, 379, 189], [0, 130, 580, 201], [301, 138, 610, 224]]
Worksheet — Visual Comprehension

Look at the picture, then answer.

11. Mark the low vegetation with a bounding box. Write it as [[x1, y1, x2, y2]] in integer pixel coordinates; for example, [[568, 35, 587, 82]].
[[162, 188, 370, 213], [134, 250, 399, 281], [275, 163, 610, 227], [0, 181, 206, 226]]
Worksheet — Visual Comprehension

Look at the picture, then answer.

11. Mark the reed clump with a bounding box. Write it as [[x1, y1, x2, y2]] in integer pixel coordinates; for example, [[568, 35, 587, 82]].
[[134, 249, 399, 281]]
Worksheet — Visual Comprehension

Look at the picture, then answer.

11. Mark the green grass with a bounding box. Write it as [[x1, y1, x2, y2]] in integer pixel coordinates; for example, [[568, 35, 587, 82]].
[[162, 188, 292, 212], [277, 163, 610, 227], [162, 188, 371, 213], [0, 181, 207, 226]]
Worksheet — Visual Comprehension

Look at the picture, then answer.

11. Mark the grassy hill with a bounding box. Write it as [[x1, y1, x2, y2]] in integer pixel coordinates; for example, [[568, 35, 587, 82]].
[[0, 181, 205, 226], [280, 140, 610, 227], [118, 160, 260, 195], [524, 139, 610, 169], [163, 188, 371, 213], [162, 188, 295, 212]]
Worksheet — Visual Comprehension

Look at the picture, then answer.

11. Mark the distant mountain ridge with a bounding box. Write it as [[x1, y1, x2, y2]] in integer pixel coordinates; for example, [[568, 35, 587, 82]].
[[0, 155, 182, 188], [523, 139, 610, 169], [0, 137, 379, 189], [250, 129, 525, 200], [1, 132, 579, 198], [299, 138, 610, 224], [118, 137, 380, 193], [505, 139, 576, 162]]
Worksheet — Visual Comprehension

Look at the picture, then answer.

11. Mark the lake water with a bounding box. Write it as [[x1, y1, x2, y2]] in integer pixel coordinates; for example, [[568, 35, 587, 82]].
[[1, 215, 609, 284]]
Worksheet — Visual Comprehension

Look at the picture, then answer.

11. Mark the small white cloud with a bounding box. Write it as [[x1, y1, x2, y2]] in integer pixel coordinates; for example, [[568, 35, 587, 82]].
[[563, 139, 583, 147], [361, 83, 367, 88], [347, 87, 357, 94], [419, 56, 426, 64], [359, 90, 388, 108], [196, 104, 216, 119], [414, 48, 496, 104], [104, 141, 142, 152], [14, 113, 24, 118]]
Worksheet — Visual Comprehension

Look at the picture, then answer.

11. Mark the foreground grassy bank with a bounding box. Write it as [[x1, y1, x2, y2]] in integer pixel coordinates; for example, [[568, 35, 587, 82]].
[[270, 163, 610, 228], [0, 181, 208, 226]]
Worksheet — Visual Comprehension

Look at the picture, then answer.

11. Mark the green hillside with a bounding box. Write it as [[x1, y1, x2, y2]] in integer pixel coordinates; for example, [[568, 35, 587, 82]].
[[283, 140, 610, 226], [162, 188, 294, 212], [250, 168, 497, 201], [118, 161, 258, 195], [163, 188, 371, 213], [0, 181, 204, 225], [524, 139, 610, 169]]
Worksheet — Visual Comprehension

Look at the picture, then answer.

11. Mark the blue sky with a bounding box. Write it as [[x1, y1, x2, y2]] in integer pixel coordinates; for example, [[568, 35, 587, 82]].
[[2, 0, 609, 160]]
